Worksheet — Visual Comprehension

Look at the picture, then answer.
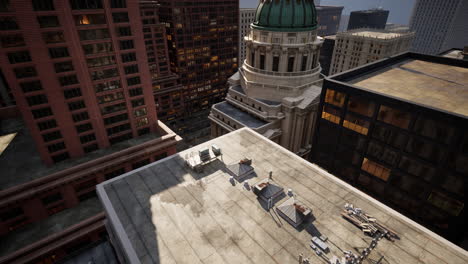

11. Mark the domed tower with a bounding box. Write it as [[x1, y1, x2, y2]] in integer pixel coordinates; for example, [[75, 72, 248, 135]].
[[210, 0, 323, 157]]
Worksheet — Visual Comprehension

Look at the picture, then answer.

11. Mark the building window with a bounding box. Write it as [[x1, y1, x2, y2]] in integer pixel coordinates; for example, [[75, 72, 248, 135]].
[[406, 137, 444, 163], [259, 54, 265, 70], [126, 76, 141, 86], [97, 92, 124, 104], [82, 42, 113, 55], [347, 96, 375, 117], [63, 88, 82, 99], [110, 0, 126, 8], [117, 26, 132, 37], [54, 61, 74, 73], [128, 87, 142, 97], [32, 107, 53, 119], [413, 116, 455, 144], [95, 80, 120, 92], [68, 100, 86, 111], [0, 17, 18, 30], [101, 102, 126, 115], [301, 56, 308, 71], [321, 105, 341, 124], [7, 51, 31, 64], [250, 52, 255, 67], [124, 64, 138, 75], [91, 68, 119, 80], [42, 130, 62, 142], [428, 191, 464, 216], [79, 28, 110, 41], [87, 56, 115, 68], [112, 12, 129, 23], [324, 89, 345, 107], [72, 112, 89, 122], [47, 142, 66, 153], [131, 98, 144, 107], [287, 57, 295, 72], [70, 0, 103, 10], [107, 123, 131, 135], [104, 113, 128, 125], [119, 39, 134, 50], [41, 192, 63, 206], [32, 0, 54, 11], [138, 127, 150, 136], [121, 52, 136, 62], [14, 66, 37, 78], [37, 119, 57, 131], [42, 31, 65, 43], [361, 158, 391, 181], [74, 14, 106, 25], [76, 123, 93, 133], [59, 75, 79, 86], [80, 133, 96, 144], [26, 94, 48, 106], [343, 114, 370, 135], [1, 34, 25, 48], [20, 80, 42, 93], [49, 47, 69, 58], [37, 16, 60, 28], [136, 117, 149, 127], [0, 0, 10, 12], [272, 56, 279, 72], [372, 124, 407, 149], [366, 141, 398, 166], [377, 105, 412, 129], [134, 108, 147, 117]]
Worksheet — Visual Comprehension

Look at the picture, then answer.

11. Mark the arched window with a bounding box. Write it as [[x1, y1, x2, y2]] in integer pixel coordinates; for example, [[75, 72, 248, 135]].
[[272, 55, 279, 72], [287, 56, 295, 72]]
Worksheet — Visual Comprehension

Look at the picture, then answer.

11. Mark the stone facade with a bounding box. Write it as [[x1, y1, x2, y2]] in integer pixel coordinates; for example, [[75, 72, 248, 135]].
[[210, 26, 323, 158], [329, 29, 414, 75]]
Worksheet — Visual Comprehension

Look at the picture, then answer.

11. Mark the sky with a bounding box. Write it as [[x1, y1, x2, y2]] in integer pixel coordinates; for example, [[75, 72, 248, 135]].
[[240, 0, 416, 25]]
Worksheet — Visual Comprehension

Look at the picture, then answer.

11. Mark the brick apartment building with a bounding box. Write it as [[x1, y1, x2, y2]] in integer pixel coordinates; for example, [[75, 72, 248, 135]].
[[0, 0, 180, 262]]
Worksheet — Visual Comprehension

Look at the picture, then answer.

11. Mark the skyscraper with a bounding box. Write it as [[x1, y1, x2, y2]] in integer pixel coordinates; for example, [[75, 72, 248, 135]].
[[158, 0, 239, 117], [410, 0, 468, 54], [316, 6, 343, 36], [347, 9, 389, 31], [0, 0, 163, 165], [239, 8, 256, 65]]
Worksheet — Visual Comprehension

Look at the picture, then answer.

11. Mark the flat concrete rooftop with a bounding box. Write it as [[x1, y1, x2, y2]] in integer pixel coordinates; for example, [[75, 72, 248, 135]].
[[0, 197, 102, 257], [0, 118, 161, 191], [213, 102, 268, 129], [350, 31, 404, 39], [348, 59, 468, 118], [98, 128, 468, 264]]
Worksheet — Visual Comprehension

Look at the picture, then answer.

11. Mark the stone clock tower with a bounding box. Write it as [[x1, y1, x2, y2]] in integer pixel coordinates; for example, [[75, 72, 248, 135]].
[[210, 0, 323, 157]]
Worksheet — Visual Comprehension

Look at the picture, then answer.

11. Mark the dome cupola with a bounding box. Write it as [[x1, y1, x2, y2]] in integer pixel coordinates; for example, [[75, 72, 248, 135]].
[[253, 0, 318, 32]]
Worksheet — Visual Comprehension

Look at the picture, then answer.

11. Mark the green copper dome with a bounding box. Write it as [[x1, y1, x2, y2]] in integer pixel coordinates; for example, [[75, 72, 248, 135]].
[[252, 0, 318, 32]]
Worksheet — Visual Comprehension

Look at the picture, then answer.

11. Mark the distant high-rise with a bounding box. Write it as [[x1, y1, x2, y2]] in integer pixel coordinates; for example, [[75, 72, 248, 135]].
[[239, 8, 256, 65], [158, 0, 239, 116], [410, 0, 468, 55], [347, 9, 389, 31], [316, 6, 344, 36], [319, 35, 336, 75], [329, 29, 414, 75]]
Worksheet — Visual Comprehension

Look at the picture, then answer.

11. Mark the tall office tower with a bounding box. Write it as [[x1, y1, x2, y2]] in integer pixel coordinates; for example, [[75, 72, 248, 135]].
[[316, 6, 343, 36], [329, 29, 414, 75], [311, 53, 467, 247], [239, 8, 256, 66], [139, 1, 185, 130], [347, 9, 389, 31], [210, 0, 323, 158], [158, 0, 239, 117], [410, 0, 468, 55], [319, 35, 336, 75], [0, 0, 167, 165]]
